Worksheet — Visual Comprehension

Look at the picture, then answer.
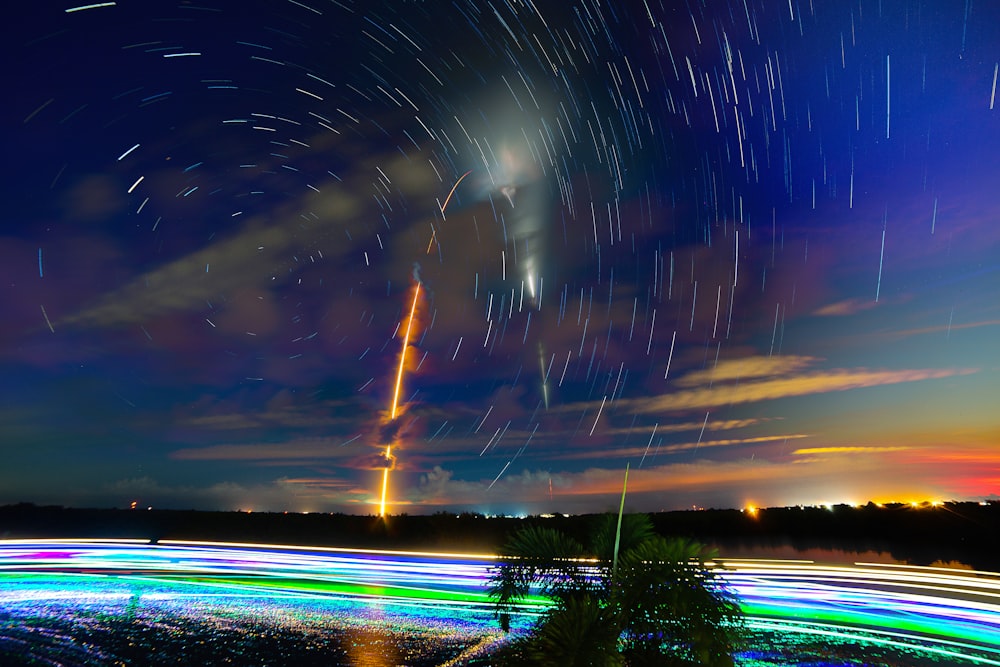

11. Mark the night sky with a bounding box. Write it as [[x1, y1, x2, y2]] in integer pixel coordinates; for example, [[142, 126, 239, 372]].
[[3, 0, 999, 515]]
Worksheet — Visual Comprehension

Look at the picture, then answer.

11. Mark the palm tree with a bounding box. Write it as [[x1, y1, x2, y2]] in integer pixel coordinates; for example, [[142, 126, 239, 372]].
[[488, 514, 745, 666]]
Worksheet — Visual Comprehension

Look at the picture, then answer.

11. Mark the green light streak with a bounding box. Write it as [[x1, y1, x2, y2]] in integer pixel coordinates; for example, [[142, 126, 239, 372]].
[[740, 600, 1000, 650], [748, 618, 1000, 666]]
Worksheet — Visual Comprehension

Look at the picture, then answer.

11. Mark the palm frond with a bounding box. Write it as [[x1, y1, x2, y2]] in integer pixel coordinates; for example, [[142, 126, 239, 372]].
[[522, 595, 623, 667], [589, 512, 656, 562], [615, 536, 746, 665], [501, 524, 586, 560], [489, 524, 588, 631]]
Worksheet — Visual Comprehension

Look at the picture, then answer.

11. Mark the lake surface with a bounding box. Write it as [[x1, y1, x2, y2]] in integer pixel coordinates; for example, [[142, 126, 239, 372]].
[[1, 539, 998, 666]]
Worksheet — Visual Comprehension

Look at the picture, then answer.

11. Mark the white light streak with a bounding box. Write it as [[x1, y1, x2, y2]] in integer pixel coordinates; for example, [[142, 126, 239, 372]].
[[876, 224, 886, 302], [65, 2, 115, 12], [664, 330, 676, 379], [589, 395, 607, 436], [991, 63, 998, 110], [117, 143, 140, 161]]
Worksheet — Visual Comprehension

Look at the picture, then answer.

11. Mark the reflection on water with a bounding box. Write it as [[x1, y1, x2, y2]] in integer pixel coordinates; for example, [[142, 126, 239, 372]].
[[712, 543, 905, 564], [710, 542, 981, 571]]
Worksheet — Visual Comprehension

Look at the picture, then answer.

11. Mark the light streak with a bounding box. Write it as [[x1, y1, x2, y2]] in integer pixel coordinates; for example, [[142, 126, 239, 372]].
[[876, 223, 886, 302], [391, 283, 421, 422], [721, 558, 1000, 660], [589, 395, 607, 436], [40, 305, 55, 333], [537, 342, 550, 409], [664, 330, 676, 379], [65, 2, 116, 12], [427, 170, 473, 253], [425, 225, 438, 254], [379, 462, 391, 518], [638, 422, 657, 467], [2, 541, 1000, 663], [440, 169, 472, 215], [117, 143, 140, 161], [734, 229, 739, 287], [380, 282, 422, 517], [991, 62, 998, 110]]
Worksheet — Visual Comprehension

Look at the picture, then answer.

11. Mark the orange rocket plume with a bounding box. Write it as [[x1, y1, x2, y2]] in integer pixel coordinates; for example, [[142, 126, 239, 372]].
[[379, 281, 422, 517]]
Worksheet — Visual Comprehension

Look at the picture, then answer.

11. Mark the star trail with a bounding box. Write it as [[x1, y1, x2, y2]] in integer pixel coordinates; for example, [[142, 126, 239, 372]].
[[2, 0, 999, 514]]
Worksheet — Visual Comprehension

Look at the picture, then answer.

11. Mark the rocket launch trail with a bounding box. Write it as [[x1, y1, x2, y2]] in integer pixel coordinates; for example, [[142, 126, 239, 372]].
[[379, 281, 422, 517]]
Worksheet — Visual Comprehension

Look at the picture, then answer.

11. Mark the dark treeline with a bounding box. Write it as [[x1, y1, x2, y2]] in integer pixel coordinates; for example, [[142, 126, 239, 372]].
[[1, 502, 997, 570], [649, 503, 1000, 571]]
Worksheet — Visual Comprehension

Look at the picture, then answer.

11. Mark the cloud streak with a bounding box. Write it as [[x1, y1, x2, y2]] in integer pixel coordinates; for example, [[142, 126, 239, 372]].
[[404, 446, 984, 513], [623, 363, 977, 415], [560, 434, 810, 461]]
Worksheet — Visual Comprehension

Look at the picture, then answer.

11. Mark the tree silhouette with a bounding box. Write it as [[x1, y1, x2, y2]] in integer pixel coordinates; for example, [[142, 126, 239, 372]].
[[489, 514, 745, 666]]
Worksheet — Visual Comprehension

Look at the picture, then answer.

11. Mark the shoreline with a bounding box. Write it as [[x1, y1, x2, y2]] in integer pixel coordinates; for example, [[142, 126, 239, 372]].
[[2, 501, 997, 570]]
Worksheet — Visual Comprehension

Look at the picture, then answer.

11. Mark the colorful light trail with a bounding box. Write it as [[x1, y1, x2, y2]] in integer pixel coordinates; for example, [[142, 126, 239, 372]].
[[2, 540, 999, 665], [722, 558, 1000, 665]]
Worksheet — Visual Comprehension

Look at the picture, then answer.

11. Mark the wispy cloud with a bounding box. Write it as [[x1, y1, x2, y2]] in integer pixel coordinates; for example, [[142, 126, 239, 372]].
[[404, 449, 980, 513], [813, 298, 880, 317], [582, 417, 775, 439], [58, 138, 440, 331], [871, 319, 1000, 341], [674, 355, 816, 386], [622, 364, 976, 414], [60, 204, 357, 329], [793, 446, 911, 455], [99, 475, 360, 512], [561, 433, 810, 460], [171, 438, 358, 462]]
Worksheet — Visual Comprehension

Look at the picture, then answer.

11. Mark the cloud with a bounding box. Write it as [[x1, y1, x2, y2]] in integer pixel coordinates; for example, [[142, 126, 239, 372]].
[[871, 319, 1000, 341], [171, 438, 358, 461], [59, 204, 356, 329], [402, 449, 979, 513], [813, 298, 880, 317], [792, 446, 911, 455], [407, 465, 559, 508], [99, 475, 359, 512], [64, 175, 127, 222], [594, 417, 774, 439], [56, 128, 444, 332], [180, 400, 361, 432], [561, 433, 810, 460], [622, 364, 976, 415], [673, 355, 816, 387]]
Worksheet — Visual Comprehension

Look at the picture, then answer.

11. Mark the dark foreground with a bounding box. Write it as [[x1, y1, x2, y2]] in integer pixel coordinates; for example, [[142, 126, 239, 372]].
[[2, 501, 998, 570]]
